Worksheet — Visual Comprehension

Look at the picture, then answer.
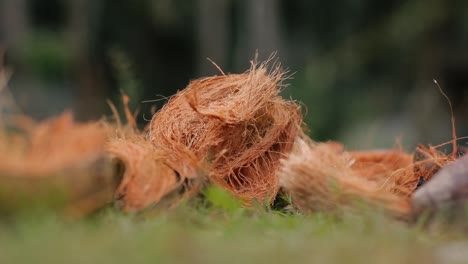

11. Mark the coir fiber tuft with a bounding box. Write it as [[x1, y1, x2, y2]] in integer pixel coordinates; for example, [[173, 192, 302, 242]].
[[147, 60, 302, 206], [279, 133, 412, 217]]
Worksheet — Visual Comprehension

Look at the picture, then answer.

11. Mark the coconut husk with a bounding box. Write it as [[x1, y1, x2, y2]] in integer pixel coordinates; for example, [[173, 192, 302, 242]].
[[0, 112, 117, 217], [278, 131, 468, 218], [104, 93, 206, 212], [145, 60, 302, 206], [106, 127, 202, 212], [349, 149, 414, 198], [279, 133, 412, 217]]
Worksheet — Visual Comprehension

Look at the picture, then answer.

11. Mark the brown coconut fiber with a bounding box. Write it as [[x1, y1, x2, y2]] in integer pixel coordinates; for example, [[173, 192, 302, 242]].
[[104, 95, 183, 212], [0, 112, 117, 216], [147, 60, 302, 207], [105, 122, 201, 212], [279, 133, 413, 217], [0, 112, 107, 175], [277, 82, 465, 217]]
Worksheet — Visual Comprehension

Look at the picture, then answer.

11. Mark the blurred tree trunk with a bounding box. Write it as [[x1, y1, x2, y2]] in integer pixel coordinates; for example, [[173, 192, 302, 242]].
[[196, 0, 229, 75], [67, 0, 106, 120], [246, 0, 282, 58], [0, 0, 29, 58]]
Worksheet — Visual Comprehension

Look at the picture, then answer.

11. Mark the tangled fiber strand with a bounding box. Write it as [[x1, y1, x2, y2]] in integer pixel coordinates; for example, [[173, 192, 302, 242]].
[[279, 133, 411, 217], [149, 60, 302, 206], [414, 144, 456, 172]]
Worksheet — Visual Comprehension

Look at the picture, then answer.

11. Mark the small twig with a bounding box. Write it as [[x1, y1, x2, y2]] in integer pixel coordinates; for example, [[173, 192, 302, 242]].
[[0, 48, 6, 92], [434, 79, 457, 157], [106, 99, 122, 130], [207, 58, 225, 76], [121, 91, 137, 129]]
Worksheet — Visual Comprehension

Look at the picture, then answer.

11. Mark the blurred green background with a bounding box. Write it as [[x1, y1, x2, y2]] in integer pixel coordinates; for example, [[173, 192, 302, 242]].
[[1, 0, 467, 149]]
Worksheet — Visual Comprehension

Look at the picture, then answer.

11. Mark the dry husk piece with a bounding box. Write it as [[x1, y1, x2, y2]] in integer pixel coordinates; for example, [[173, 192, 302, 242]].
[[106, 130, 199, 212], [0, 112, 107, 175], [105, 93, 205, 212], [279, 133, 411, 217], [0, 112, 117, 216], [279, 132, 465, 217], [349, 149, 414, 198], [148, 60, 302, 206]]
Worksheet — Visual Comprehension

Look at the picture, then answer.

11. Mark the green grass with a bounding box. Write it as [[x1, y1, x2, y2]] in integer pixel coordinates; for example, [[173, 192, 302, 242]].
[[0, 187, 465, 264]]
